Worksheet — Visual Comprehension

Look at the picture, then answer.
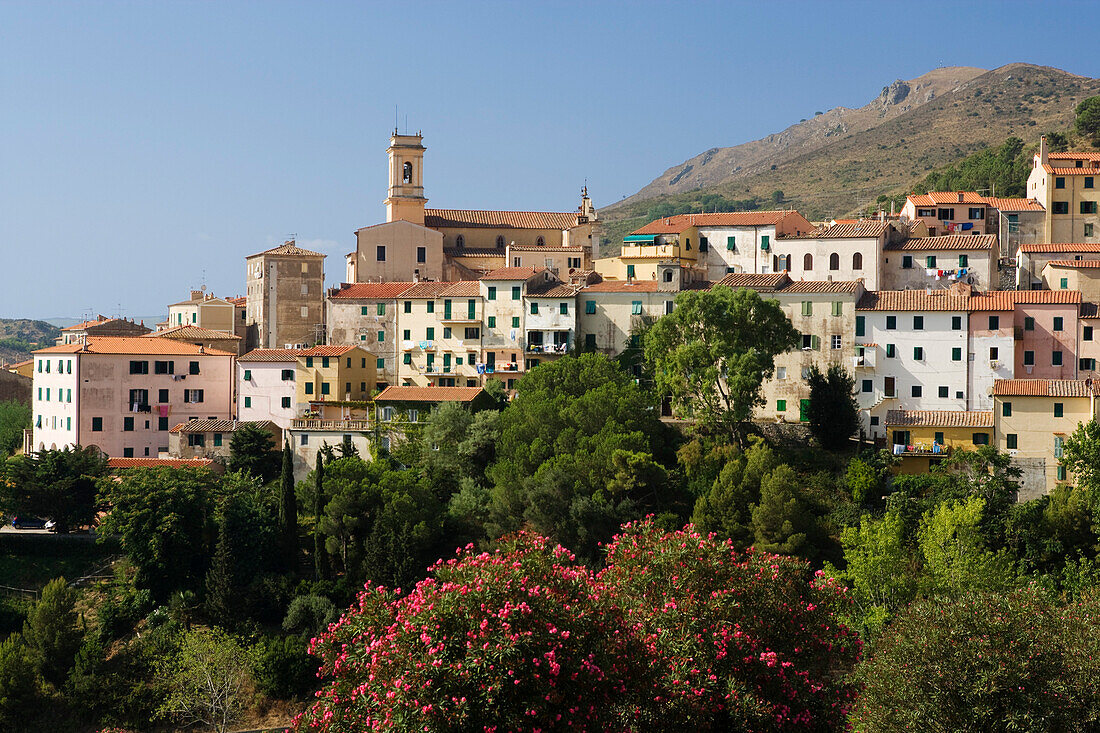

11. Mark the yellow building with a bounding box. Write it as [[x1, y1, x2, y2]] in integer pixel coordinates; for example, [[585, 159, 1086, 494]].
[[295, 345, 376, 407], [164, 291, 237, 333], [1042, 260, 1100, 301], [883, 409, 994, 474], [993, 379, 1099, 501], [1026, 139, 1100, 244], [395, 281, 484, 388], [597, 218, 701, 282]]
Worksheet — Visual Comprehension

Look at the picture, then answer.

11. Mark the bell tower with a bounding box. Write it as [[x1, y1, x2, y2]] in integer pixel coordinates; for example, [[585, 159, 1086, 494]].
[[385, 130, 427, 225]]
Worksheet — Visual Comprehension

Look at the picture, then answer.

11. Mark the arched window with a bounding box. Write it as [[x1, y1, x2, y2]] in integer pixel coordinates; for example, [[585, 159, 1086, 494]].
[[456, 235, 465, 249], [496, 235, 505, 247], [853, 252, 863, 270], [829, 252, 840, 271], [804, 253, 813, 271], [536, 236, 545, 246], [402, 161, 413, 184]]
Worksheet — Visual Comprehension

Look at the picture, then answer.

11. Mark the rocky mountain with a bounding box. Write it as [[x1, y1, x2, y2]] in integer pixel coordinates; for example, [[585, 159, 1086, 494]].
[[603, 63, 1100, 240]]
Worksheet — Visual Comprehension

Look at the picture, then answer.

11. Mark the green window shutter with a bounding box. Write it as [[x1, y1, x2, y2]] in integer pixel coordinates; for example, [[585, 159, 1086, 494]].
[[959, 255, 968, 267], [377, 330, 384, 342], [512, 286, 521, 300], [305, 383, 313, 395], [488, 316, 496, 328], [320, 382, 330, 395], [585, 333, 596, 348], [811, 335, 820, 350], [914, 347, 923, 360], [1025, 316, 1035, 330], [1054, 317, 1064, 331], [214, 434, 222, 447], [926, 255, 936, 268], [488, 287, 497, 300], [404, 300, 412, 312], [855, 316, 865, 337], [831, 301, 842, 317], [444, 299, 452, 319], [426, 327, 435, 340], [1007, 434, 1017, 449], [1061, 278, 1068, 290], [801, 301, 812, 316], [361, 306, 369, 316], [243, 369, 251, 381], [952, 347, 961, 361], [378, 303, 385, 316], [403, 329, 410, 340], [531, 302, 539, 314], [1003, 402, 1012, 417], [443, 353, 451, 369], [427, 353, 435, 366], [760, 235, 770, 251], [512, 317, 519, 328], [902, 255, 913, 269], [777, 399, 786, 412], [560, 302, 568, 315], [376, 358, 384, 369], [799, 399, 810, 422], [244, 396, 251, 408], [626, 264, 635, 278], [934, 432, 944, 444], [727, 236, 736, 250], [1054, 403, 1064, 418], [886, 343, 896, 358], [427, 301, 434, 313], [631, 301, 642, 315], [468, 299, 476, 319], [585, 300, 596, 314], [305, 357, 313, 367], [403, 353, 411, 365], [443, 327, 451, 339]]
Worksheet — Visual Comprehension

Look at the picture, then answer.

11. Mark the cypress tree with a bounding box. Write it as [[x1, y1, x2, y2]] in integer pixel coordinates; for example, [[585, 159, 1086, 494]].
[[280, 443, 298, 570], [314, 451, 329, 581], [204, 523, 236, 627]]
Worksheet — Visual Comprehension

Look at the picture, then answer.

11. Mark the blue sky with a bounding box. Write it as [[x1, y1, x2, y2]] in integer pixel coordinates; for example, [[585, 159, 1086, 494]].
[[2, 0, 1099, 320]]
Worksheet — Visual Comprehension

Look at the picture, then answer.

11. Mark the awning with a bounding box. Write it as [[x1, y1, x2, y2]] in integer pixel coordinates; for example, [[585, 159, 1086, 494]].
[[623, 235, 657, 243]]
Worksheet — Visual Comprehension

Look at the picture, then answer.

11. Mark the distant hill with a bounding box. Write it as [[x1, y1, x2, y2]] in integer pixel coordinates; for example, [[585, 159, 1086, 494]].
[[602, 63, 1100, 247], [0, 319, 61, 365]]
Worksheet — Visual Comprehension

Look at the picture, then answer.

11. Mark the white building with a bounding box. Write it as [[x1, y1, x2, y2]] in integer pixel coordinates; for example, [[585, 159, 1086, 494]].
[[881, 234, 998, 291], [523, 280, 578, 369], [776, 220, 904, 291], [236, 349, 300, 430], [693, 211, 815, 279]]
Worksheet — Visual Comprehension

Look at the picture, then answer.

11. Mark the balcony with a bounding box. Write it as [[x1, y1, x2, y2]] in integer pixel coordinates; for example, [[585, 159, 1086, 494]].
[[440, 312, 479, 323], [292, 418, 372, 431], [525, 342, 569, 355]]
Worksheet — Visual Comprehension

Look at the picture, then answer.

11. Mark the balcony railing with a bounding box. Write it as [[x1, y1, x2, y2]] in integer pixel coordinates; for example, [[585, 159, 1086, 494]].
[[525, 343, 569, 355], [291, 418, 372, 431]]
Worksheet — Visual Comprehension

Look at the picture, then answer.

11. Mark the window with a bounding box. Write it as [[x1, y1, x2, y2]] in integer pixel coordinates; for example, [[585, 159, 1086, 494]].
[[886, 316, 897, 330], [1087, 177, 1095, 189], [404, 300, 412, 313], [281, 369, 294, 381], [631, 301, 643, 315], [886, 343, 896, 358], [1006, 434, 1018, 449], [831, 335, 842, 350], [123, 417, 134, 432], [183, 389, 204, 403], [322, 357, 330, 368], [320, 382, 330, 395], [726, 236, 736, 251], [585, 300, 596, 314], [402, 353, 411, 365], [913, 316, 924, 330], [1082, 201, 1098, 215], [1086, 326, 1095, 341], [511, 316, 519, 328], [1088, 224, 1095, 237], [129, 360, 149, 374], [122, 448, 134, 458], [243, 369, 252, 382], [496, 235, 506, 247], [855, 316, 865, 337], [853, 252, 863, 270], [376, 245, 386, 262], [464, 327, 480, 339], [972, 433, 990, 446], [1053, 201, 1069, 215], [487, 286, 497, 301], [512, 286, 521, 300], [990, 347, 999, 360], [213, 433, 223, 447], [831, 301, 842, 317], [281, 397, 291, 409], [937, 208, 954, 220], [90, 417, 102, 432], [801, 301, 813, 317], [1053, 316, 1064, 331], [1081, 358, 1097, 371], [988, 315, 999, 330], [1055, 177, 1066, 189], [402, 329, 411, 340], [305, 382, 314, 395], [626, 264, 636, 279], [158, 416, 168, 431], [1058, 465, 1067, 482], [1024, 350, 1035, 365], [952, 347, 962, 361], [777, 400, 786, 412], [914, 347, 924, 360], [959, 254, 969, 268], [376, 357, 385, 370], [559, 302, 568, 315], [189, 361, 199, 375], [829, 252, 839, 270], [187, 434, 205, 447], [1054, 403, 1064, 418], [243, 396, 251, 408], [1053, 350, 1063, 366], [912, 385, 922, 397], [861, 379, 872, 392], [1002, 401, 1012, 417], [426, 300, 434, 314], [426, 327, 435, 340], [801, 334, 820, 350], [926, 256, 937, 268], [487, 316, 496, 328], [1060, 278, 1069, 290], [775, 367, 787, 380], [1025, 317, 1035, 331], [760, 235, 770, 251], [952, 316, 962, 330], [1008, 214, 1020, 232], [154, 360, 174, 374], [416, 246, 426, 263], [938, 386, 949, 398], [803, 253, 813, 270], [530, 302, 539, 315], [902, 255, 913, 269], [584, 334, 596, 348]]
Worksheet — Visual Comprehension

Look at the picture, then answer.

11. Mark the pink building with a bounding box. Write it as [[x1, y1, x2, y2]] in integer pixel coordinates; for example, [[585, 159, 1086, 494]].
[[1012, 291, 1081, 379], [32, 337, 235, 459], [902, 192, 994, 236]]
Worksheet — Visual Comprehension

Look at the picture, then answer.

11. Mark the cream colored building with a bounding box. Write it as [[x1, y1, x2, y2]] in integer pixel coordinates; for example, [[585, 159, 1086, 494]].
[[348, 132, 597, 284], [31, 336, 235, 459], [774, 220, 904, 291], [146, 325, 243, 357], [395, 280, 485, 388], [993, 379, 1098, 500], [245, 241, 326, 351], [1042, 260, 1100, 301], [881, 234, 997, 291], [164, 291, 237, 333], [1017, 243, 1100, 290], [326, 282, 415, 388], [577, 264, 696, 357], [1026, 139, 1100, 244], [168, 419, 281, 459]]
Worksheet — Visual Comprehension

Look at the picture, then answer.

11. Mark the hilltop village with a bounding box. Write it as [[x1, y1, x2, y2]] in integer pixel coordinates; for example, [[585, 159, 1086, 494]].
[[17, 131, 1100, 498]]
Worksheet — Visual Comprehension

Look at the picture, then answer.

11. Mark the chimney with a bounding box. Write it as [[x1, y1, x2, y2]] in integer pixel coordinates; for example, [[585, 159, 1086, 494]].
[[190, 290, 203, 301], [1039, 135, 1049, 167], [957, 192, 964, 203]]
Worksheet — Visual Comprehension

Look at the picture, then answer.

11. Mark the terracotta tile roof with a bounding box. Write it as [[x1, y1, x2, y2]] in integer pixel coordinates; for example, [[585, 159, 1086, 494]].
[[169, 419, 277, 434], [797, 221, 890, 239], [885, 409, 994, 428], [424, 209, 580, 230], [248, 241, 324, 258], [167, 295, 232, 307], [61, 318, 108, 331], [1082, 302, 1100, 319], [1048, 152, 1100, 162], [885, 234, 997, 251], [6, 360, 31, 369], [297, 345, 359, 357], [147, 325, 241, 341], [480, 267, 546, 281], [1043, 165, 1100, 176], [857, 291, 971, 311], [330, 282, 416, 299], [630, 210, 808, 235], [441, 281, 482, 297], [1020, 243, 1100, 253], [907, 192, 988, 206], [444, 248, 505, 258], [1046, 260, 1100, 269], [580, 280, 661, 293], [375, 385, 485, 403], [985, 197, 1044, 211], [968, 290, 1082, 311], [35, 336, 234, 356], [780, 280, 863, 294], [402, 281, 457, 298], [716, 273, 790, 290], [229, 296, 247, 306], [993, 379, 1098, 397], [107, 457, 216, 469], [526, 281, 578, 297], [238, 348, 301, 362], [507, 245, 588, 252]]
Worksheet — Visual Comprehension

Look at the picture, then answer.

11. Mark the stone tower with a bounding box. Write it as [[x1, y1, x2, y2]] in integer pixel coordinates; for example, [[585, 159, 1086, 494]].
[[385, 131, 427, 225]]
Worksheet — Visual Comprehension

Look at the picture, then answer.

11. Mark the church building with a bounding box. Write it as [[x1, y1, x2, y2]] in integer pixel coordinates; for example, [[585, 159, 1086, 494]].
[[346, 131, 599, 284]]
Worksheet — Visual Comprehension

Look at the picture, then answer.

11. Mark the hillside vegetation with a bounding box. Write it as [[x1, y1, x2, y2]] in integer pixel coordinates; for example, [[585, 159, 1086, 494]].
[[0, 319, 61, 365], [601, 63, 1100, 249]]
